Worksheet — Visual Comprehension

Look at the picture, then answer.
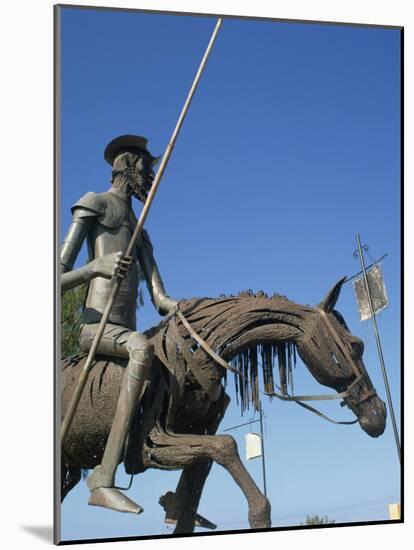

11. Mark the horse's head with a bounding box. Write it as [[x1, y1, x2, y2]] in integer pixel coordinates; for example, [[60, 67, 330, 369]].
[[295, 277, 386, 437]]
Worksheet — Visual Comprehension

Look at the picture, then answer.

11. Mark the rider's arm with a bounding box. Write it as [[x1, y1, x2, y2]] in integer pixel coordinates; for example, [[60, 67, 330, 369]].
[[61, 210, 94, 294], [61, 261, 95, 292], [61, 213, 92, 274], [61, 193, 132, 293], [61, 250, 131, 292], [136, 229, 178, 316], [61, 193, 128, 293], [61, 192, 105, 276], [61, 208, 131, 292]]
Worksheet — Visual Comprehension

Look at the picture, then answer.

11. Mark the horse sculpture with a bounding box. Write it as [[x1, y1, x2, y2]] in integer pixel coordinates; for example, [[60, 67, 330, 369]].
[[61, 278, 386, 533]]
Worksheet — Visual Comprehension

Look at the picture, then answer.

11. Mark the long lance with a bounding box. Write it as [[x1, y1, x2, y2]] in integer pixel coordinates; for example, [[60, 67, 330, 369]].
[[61, 18, 223, 441]]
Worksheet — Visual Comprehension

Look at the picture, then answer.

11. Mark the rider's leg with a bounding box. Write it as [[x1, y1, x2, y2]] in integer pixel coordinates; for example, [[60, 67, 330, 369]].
[[79, 323, 131, 359], [80, 325, 154, 514]]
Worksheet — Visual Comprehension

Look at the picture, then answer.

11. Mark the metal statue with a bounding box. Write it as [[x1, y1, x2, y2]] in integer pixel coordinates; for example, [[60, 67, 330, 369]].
[[61, 135, 178, 514], [60, 280, 387, 532]]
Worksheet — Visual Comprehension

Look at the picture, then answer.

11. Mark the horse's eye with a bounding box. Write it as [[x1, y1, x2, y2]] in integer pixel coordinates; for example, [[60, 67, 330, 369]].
[[351, 342, 364, 358]]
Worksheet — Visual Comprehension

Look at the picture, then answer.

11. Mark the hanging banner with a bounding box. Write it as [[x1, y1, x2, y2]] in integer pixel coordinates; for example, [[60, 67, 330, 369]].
[[245, 432, 262, 460], [353, 264, 388, 321]]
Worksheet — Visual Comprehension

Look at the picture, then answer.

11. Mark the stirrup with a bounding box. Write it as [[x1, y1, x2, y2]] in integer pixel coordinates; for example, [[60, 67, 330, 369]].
[[89, 487, 143, 515]]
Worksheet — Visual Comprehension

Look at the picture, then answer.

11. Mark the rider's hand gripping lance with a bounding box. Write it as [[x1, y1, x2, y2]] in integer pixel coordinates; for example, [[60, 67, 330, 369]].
[[61, 18, 223, 441]]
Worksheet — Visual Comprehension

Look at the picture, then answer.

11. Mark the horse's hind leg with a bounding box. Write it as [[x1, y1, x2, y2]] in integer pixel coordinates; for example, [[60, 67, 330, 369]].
[[150, 431, 271, 529], [161, 391, 230, 534], [61, 461, 81, 502]]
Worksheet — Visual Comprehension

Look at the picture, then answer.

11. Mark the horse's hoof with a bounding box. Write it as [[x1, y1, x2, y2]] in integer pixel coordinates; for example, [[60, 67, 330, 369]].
[[89, 487, 143, 515], [248, 498, 271, 529], [248, 514, 271, 529]]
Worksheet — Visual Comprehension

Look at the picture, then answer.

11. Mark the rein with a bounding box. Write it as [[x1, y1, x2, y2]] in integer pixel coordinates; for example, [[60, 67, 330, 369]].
[[175, 308, 362, 426]]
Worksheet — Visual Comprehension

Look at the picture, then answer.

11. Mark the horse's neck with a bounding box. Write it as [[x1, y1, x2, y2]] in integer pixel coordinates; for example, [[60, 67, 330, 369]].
[[182, 296, 309, 359]]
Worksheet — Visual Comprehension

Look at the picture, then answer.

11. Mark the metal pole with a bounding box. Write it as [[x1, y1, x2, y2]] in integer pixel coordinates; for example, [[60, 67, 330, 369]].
[[259, 401, 268, 498], [61, 18, 223, 441], [223, 419, 260, 432], [355, 234, 401, 462]]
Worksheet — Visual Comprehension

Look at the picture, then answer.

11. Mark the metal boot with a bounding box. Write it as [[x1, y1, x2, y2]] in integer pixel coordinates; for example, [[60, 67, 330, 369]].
[[86, 334, 153, 514]]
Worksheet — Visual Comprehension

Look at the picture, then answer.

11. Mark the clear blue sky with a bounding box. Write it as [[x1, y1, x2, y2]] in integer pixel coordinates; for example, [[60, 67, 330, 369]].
[[58, 6, 401, 542]]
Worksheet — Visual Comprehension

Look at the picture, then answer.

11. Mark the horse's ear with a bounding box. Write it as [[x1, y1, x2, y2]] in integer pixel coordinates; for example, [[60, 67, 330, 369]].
[[318, 277, 347, 312]]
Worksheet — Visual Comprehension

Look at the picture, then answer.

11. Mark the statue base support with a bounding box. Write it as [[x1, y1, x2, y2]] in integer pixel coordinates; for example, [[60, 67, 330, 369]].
[[159, 491, 216, 530]]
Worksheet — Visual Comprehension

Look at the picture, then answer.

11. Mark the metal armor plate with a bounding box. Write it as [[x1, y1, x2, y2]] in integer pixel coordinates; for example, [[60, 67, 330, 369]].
[[72, 191, 138, 232]]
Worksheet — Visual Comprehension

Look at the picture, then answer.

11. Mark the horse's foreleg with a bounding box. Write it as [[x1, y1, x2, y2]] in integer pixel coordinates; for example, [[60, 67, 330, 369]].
[[217, 437, 271, 529], [150, 432, 271, 529]]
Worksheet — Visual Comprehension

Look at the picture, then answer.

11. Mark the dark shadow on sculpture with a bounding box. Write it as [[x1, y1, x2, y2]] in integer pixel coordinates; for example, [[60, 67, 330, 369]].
[[61, 279, 386, 534]]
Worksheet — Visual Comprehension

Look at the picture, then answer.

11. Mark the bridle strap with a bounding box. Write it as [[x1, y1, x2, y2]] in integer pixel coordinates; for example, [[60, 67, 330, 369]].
[[316, 308, 365, 381], [264, 373, 363, 403]]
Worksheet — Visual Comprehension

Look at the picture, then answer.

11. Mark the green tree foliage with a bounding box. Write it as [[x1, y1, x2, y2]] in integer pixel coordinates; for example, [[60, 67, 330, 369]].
[[304, 514, 335, 525], [61, 284, 87, 359]]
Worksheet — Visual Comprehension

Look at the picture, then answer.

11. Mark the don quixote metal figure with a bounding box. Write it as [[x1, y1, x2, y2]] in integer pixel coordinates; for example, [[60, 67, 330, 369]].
[[60, 19, 386, 534], [61, 134, 178, 515]]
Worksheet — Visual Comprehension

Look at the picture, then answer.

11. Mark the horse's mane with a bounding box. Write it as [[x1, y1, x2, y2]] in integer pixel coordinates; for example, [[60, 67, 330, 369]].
[[150, 290, 303, 415], [218, 289, 291, 301]]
